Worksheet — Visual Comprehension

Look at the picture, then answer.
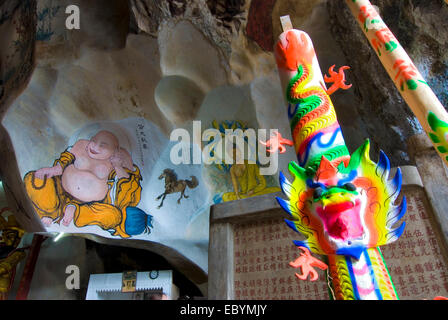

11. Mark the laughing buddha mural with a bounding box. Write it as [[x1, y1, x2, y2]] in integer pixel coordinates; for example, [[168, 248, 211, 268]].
[[24, 129, 151, 238]]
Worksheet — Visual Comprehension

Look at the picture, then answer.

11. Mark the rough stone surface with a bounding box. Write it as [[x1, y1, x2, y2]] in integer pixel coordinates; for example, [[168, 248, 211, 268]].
[[0, 0, 36, 118], [0, 0, 41, 231], [154, 75, 205, 126], [130, 0, 247, 58], [130, 0, 171, 36], [207, 0, 246, 34]]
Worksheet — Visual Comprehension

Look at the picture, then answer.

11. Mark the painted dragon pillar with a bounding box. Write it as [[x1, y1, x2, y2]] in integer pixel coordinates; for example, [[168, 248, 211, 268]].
[[344, 0, 448, 168], [274, 29, 405, 299]]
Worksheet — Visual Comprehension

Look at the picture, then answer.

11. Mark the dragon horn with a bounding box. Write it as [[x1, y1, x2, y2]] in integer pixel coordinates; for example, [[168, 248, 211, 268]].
[[324, 65, 337, 82]]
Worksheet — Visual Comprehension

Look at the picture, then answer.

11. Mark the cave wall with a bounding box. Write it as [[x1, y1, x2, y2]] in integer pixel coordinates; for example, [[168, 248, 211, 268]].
[[0, 0, 289, 278], [1, 0, 447, 285], [0, 0, 41, 233]]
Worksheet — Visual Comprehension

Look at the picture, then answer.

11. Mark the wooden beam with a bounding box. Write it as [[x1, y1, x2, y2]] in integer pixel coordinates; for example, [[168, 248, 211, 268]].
[[15, 234, 46, 300]]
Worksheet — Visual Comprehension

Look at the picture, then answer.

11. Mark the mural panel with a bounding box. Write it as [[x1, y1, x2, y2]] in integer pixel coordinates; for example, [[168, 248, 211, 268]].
[[18, 118, 212, 271], [204, 120, 281, 204]]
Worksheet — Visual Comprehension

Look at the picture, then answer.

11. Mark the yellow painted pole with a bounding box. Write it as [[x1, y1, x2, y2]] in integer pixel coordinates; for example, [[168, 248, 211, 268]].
[[345, 0, 448, 166]]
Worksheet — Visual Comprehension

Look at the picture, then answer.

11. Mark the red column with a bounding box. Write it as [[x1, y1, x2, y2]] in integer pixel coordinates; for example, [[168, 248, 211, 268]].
[[15, 234, 46, 300]]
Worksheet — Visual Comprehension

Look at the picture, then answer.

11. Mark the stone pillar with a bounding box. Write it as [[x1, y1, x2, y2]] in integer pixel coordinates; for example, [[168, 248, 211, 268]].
[[208, 222, 234, 300], [408, 133, 448, 254]]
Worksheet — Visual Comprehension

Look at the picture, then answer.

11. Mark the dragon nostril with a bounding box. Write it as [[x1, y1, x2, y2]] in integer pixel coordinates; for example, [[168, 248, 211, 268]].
[[313, 187, 324, 199], [344, 183, 357, 192]]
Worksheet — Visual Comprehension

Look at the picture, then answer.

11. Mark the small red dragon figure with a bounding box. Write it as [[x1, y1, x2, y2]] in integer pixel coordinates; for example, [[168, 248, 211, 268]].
[[289, 246, 328, 282], [324, 65, 352, 95], [259, 131, 294, 154]]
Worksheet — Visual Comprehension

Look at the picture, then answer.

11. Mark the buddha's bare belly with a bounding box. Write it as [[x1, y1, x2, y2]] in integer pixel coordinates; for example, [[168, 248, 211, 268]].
[[62, 164, 109, 202]]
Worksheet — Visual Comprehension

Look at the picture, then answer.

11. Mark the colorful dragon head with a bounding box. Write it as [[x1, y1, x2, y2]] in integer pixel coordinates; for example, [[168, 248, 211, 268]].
[[277, 139, 406, 259]]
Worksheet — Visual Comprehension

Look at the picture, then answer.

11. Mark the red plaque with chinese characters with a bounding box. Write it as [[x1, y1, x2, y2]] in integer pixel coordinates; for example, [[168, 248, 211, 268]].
[[233, 187, 448, 300], [381, 188, 448, 300], [233, 218, 330, 300]]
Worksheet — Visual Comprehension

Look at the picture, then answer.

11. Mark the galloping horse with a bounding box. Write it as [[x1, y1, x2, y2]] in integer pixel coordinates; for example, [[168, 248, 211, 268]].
[[156, 169, 198, 209]]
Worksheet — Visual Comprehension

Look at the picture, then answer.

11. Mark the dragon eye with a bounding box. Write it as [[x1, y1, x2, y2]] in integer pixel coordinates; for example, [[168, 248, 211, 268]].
[[313, 187, 324, 199], [344, 183, 357, 191]]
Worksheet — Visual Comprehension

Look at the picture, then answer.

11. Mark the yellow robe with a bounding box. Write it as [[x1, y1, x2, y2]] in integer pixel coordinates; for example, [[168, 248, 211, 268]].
[[0, 250, 26, 299], [222, 162, 280, 202], [24, 150, 142, 238]]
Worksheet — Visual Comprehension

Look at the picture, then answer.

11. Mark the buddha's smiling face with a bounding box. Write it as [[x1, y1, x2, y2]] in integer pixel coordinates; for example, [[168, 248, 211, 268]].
[[86, 131, 118, 160]]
